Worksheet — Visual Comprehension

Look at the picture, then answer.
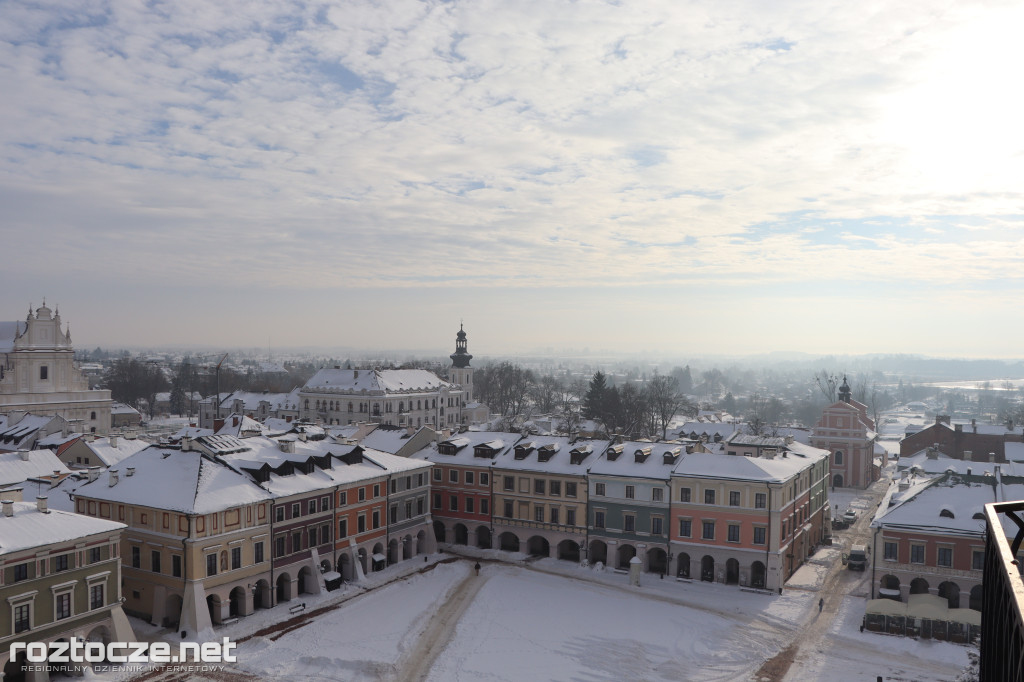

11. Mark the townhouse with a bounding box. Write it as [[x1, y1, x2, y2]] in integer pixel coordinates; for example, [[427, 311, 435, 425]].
[[491, 436, 607, 560], [0, 498, 133, 679], [587, 441, 680, 573]]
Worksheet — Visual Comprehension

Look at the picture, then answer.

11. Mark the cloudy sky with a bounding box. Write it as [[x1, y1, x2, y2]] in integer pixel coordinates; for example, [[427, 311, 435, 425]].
[[2, 1, 1023, 358]]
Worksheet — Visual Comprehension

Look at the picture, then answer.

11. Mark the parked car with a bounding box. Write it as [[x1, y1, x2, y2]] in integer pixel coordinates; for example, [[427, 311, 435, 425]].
[[842, 509, 857, 523]]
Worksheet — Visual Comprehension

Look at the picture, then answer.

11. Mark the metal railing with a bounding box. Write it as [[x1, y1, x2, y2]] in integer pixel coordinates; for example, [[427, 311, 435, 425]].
[[981, 500, 1024, 682]]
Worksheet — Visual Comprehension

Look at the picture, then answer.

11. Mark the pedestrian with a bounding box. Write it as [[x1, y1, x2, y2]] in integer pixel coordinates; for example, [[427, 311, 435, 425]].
[[818, 597, 824, 613], [474, 561, 481, 576]]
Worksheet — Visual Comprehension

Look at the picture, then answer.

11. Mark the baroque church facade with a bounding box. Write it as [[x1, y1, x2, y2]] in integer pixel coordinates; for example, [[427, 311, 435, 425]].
[[0, 302, 112, 434]]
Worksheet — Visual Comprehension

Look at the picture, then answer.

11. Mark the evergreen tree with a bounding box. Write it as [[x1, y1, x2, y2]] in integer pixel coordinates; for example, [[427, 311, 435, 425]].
[[583, 371, 607, 420]]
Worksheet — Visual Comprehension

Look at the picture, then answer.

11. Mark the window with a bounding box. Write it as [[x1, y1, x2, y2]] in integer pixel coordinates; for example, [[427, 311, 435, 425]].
[[729, 491, 740, 507], [534, 505, 546, 522], [463, 471, 474, 485], [550, 507, 559, 524], [449, 496, 459, 511], [14, 563, 28, 582], [372, 510, 380, 529], [535, 479, 546, 495], [704, 490, 715, 505], [465, 497, 475, 513], [624, 514, 635, 532], [566, 508, 575, 526], [504, 500, 513, 518], [275, 506, 285, 522], [206, 554, 217, 577], [450, 469, 459, 483], [91, 584, 104, 610], [753, 527, 766, 545], [89, 547, 101, 564], [308, 500, 317, 515], [54, 554, 69, 572], [292, 532, 302, 552], [503, 476, 514, 491], [56, 592, 71, 620], [937, 547, 953, 567], [651, 516, 663, 535], [40, 365, 48, 380], [727, 524, 740, 543], [275, 536, 286, 558], [652, 488, 663, 502], [339, 519, 348, 538], [594, 510, 606, 529], [679, 519, 692, 537], [480, 473, 489, 486], [231, 547, 242, 570], [680, 487, 691, 503], [358, 488, 366, 502], [131, 546, 140, 569], [254, 543, 264, 564], [339, 491, 348, 506], [550, 480, 561, 496], [884, 542, 898, 561], [151, 550, 161, 574], [321, 496, 330, 512], [595, 482, 606, 496], [14, 603, 30, 633], [565, 482, 577, 498], [292, 503, 300, 518], [702, 521, 715, 540], [309, 528, 318, 548], [433, 468, 442, 481], [625, 485, 635, 499], [390, 505, 398, 524], [910, 544, 925, 563], [433, 493, 441, 509], [405, 500, 413, 519], [834, 451, 843, 465], [755, 493, 766, 509], [172, 555, 182, 577], [973, 550, 985, 570]]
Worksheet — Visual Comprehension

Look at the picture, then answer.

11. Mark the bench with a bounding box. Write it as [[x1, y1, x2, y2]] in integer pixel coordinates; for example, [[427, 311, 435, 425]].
[[288, 603, 306, 615], [221, 617, 239, 626]]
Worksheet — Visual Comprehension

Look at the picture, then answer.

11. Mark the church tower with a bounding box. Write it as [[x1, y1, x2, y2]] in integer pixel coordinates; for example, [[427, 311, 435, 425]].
[[449, 323, 474, 403]]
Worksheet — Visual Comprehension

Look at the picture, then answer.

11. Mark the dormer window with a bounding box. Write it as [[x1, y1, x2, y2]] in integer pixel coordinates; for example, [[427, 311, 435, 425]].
[[939, 508, 955, 519]]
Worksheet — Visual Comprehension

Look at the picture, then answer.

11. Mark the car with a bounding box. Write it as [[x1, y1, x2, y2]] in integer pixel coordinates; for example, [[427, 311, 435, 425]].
[[842, 509, 857, 523]]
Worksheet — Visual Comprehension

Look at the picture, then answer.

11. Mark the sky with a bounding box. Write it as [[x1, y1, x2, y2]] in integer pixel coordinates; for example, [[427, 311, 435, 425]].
[[3, 1, 1024, 358]]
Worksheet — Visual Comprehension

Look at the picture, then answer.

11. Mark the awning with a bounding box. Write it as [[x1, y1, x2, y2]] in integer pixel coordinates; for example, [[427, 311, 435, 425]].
[[878, 588, 901, 597], [323, 571, 341, 581], [372, 553, 386, 562]]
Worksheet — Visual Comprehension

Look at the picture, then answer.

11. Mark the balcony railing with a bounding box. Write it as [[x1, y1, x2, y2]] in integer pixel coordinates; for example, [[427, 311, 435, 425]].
[[981, 500, 1024, 682]]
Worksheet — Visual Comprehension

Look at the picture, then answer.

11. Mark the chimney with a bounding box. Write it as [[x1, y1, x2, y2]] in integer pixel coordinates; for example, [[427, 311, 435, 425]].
[[785, 435, 794, 445], [954, 424, 962, 433], [971, 418, 977, 433], [52, 470, 60, 478], [232, 416, 239, 427], [181, 436, 192, 452], [17, 449, 29, 462], [927, 448, 939, 460], [126, 467, 135, 477], [965, 450, 972, 460], [2, 500, 12, 517], [108, 469, 119, 487], [989, 452, 996, 463], [87, 466, 100, 483], [279, 440, 296, 454], [36, 496, 48, 513], [109, 435, 118, 448]]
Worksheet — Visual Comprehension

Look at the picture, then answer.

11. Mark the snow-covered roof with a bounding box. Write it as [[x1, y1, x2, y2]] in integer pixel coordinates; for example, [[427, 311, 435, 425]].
[[873, 477, 994, 536], [216, 414, 266, 438], [302, 368, 451, 394], [494, 436, 610, 475], [36, 431, 81, 449], [0, 501, 124, 556], [589, 440, 683, 479], [0, 414, 57, 448], [85, 436, 150, 468], [411, 431, 521, 465], [672, 449, 822, 483], [897, 449, 1023, 476], [111, 402, 141, 415], [0, 449, 71, 487], [359, 425, 415, 455], [218, 390, 299, 411], [671, 422, 740, 440], [73, 446, 272, 514]]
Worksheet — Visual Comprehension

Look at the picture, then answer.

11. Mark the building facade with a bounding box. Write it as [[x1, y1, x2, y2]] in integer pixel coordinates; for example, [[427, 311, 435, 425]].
[[810, 378, 876, 488]]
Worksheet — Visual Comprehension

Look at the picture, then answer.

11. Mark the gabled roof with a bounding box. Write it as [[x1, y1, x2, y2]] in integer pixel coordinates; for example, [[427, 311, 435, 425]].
[[302, 368, 451, 394], [0, 501, 124, 556], [0, 449, 71, 487]]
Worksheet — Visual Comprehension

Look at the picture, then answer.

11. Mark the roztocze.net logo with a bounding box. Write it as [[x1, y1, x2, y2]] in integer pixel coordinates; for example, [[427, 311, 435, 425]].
[[10, 636, 237, 666]]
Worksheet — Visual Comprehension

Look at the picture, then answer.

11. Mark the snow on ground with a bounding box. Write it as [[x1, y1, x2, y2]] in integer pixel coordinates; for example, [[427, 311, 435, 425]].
[[785, 561, 829, 591], [785, 594, 974, 682], [426, 563, 783, 682], [233, 561, 470, 681]]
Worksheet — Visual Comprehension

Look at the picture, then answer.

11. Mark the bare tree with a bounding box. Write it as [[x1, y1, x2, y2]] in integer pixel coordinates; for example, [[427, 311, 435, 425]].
[[647, 373, 695, 440], [558, 379, 587, 438], [814, 371, 840, 403], [529, 375, 561, 414]]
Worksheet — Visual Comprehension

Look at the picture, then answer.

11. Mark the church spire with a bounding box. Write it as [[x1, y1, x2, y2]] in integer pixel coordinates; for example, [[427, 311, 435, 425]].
[[450, 323, 472, 368], [838, 376, 851, 403]]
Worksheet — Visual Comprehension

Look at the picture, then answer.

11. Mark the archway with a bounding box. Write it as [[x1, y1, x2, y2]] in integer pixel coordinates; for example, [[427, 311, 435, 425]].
[[403, 535, 413, 560], [726, 558, 739, 585], [880, 574, 901, 600], [254, 580, 271, 609], [910, 577, 929, 595], [938, 581, 960, 608], [832, 473, 844, 488], [617, 544, 636, 570], [298, 566, 316, 595], [751, 561, 766, 589], [589, 540, 608, 566], [701, 555, 715, 582], [388, 538, 400, 565], [499, 532, 520, 552], [454, 523, 469, 545], [277, 572, 293, 602], [87, 625, 111, 663], [229, 586, 246, 617], [557, 539, 580, 562], [476, 525, 492, 549], [433, 520, 447, 543], [527, 535, 550, 557], [677, 552, 691, 579], [206, 594, 223, 625], [4, 649, 28, 682], [970, 584, 983, 611], [647, 548, 667, 574], [372, 543, 385, 570], [417, 529, 429, 554], [164, 593, 183, 628]]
